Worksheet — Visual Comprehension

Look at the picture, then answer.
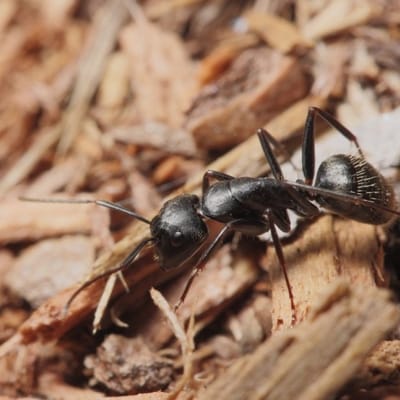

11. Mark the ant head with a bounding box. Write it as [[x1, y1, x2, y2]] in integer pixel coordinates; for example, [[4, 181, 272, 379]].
[[150, 194, 208, 270]]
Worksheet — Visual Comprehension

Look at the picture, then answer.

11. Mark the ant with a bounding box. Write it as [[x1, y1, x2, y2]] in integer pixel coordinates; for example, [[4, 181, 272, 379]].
[[22, 107, 399, 323]]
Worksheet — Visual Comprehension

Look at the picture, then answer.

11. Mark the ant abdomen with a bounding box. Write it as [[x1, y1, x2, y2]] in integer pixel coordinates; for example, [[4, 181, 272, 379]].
[[314, 154, 395, 224]]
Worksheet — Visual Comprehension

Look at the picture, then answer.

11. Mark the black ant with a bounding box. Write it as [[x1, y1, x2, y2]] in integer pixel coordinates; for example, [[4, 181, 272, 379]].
[[21, 107, 399, 323]]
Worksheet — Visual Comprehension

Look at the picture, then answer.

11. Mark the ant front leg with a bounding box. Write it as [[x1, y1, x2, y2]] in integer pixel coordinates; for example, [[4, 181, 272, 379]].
[[302, 107, 365, 185], [63, 237, 154, 315], [174, 218, 269, 311], [174, 224, 231, 311]]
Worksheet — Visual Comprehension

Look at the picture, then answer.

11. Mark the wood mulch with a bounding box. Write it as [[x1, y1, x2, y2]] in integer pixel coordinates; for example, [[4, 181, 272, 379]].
[[0, 1, 400, 399]]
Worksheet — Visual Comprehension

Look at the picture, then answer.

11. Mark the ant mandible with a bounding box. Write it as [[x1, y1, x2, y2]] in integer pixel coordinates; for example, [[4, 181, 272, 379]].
[[22, 107, 400, 323]]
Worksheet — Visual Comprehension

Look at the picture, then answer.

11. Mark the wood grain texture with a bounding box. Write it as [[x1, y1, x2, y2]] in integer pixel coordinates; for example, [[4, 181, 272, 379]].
[[198, 280, 400, 400]]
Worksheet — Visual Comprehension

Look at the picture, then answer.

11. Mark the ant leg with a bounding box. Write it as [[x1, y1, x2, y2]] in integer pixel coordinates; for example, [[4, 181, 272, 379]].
[[202, 170, 234, 192], [257, 128, 284, 181], [302, 107, 364, 185], [267, 210, 296, 325], [63, 237, 154, 315], [174, 219, 269, 310], [174, 224, 231, 310]]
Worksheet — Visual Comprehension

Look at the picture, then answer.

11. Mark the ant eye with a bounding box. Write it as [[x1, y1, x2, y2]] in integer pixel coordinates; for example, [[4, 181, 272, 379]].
[[170, 230, 184, 247]]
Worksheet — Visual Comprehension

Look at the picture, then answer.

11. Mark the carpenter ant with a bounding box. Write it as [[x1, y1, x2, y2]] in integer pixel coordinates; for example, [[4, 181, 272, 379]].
[[21, 107, 399, 323]]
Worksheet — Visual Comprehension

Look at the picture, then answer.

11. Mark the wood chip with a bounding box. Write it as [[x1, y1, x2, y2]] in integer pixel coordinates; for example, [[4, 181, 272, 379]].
[[267, 215, 384, 329], [5, 235, 95, 308], [23, 157, 86, 197], [355, 340, 400, 387], [196, 33, 259, 85], [244, 10, 311, 53], [312, 42, 349, 99], [198, 280, 400, 400], [302, 0, 381, 40], [97, 51, 130, 109], [84, 335, 174, 394], [109, 121, 198, 157], [0, 194, 108, 243], [57, 0, 128, 154], [120, 20, 196, 128], [186, 48, 308, 150], [0, 123, 61, 197]]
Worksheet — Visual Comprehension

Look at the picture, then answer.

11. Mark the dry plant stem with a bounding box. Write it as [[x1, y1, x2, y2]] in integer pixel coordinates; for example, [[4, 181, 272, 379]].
[[150, 288, 195, 400], [268, 215, 385, 329], [57, 0, 128, 154], [198, 280, 400, 400], [93, 273, 119, 333]]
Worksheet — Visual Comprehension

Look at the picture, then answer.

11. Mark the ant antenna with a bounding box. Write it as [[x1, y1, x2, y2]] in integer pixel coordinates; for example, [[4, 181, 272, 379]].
[[20, 196, 154, 315], [63, 237, 154, 315], [19, 196, 151, 224]]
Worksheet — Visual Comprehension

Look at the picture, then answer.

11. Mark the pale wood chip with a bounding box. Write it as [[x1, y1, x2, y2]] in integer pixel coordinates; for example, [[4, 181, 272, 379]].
[[0, 123, 61, 197], [97, 51, 131, 109], [127, 169, 162, 216], [5, 235, 95, 308], [0, 26, 26, 83], [23, 157, 85, 197], [57, 0, 128, 154], [0, 194, 108, 243], [380, 71, 400, 98], [244, 10, 311, 53], [0, 0, 17, 35], [312, 42, 349, 99], [337, 80, 380, 126], [226, 294, 272, 351], [38, 0, 79, 29], [120, 20, 196, 128], [267, 215, 384, 329], [198, 280, 400, 400], [349, 39, 380, 80], [109, 122, 198, 157], [302, 0, 381, 40]]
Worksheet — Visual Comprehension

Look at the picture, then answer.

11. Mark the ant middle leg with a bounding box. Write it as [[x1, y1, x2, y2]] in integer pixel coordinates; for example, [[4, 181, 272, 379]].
[[267, 210, 296, 325], [302, 107, 365, 185]]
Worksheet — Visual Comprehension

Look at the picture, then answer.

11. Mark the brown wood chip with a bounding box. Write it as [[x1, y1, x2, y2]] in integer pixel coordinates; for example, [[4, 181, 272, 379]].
[[186, 47, 308, 150], [198, 280, 400, 400], [266, 215, 385, 329]]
